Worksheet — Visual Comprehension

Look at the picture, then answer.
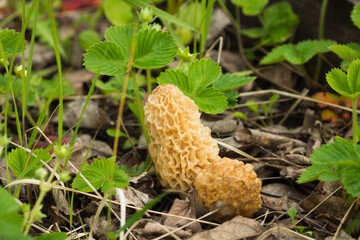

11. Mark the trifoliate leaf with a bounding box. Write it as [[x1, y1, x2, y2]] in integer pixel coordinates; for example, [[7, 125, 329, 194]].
[[351, 4, 360, 29], [72, 157, 129, 193], [231, 0, 268, 16], [329, 44, 360, 61], [83, 41, 127, 75], [263, 2, 299, 44], [188, 59, 221, 95], [8, 148, 52, 179], [0, 28, 22, 58], [326, 68, 351, 98], [133, 28, 177, 69], [193, 88, 227, 114], [213, 73, 256, 91], [157, 69, 190, 95], [260, 44, 292, 65], [105, 25, 134, 59], [283, 40, 317, 65]]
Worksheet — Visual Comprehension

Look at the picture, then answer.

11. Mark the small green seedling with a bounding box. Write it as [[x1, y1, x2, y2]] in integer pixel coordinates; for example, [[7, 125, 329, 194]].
[[287, 207, 313, 236], [298, 58, 360, 199]]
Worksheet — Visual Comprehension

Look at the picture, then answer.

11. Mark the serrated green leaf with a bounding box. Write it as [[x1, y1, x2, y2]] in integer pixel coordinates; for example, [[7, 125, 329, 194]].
[[223, 90, 239, 108], [120, 157, 152, 177], [133, 29, 177, 69], [213, 73, 256, 91], [315, 39, 337, 53], [260, 44, 292, 65], [231, 0, 268, 16], [188, 59, 221, 95], [193, 88, 227, 114], [329, 44, 360, 61], [0, 28, 22, 58], [83, 41, 127, 76], [8, 148, 52, 179], [72, 158, 129, 193], [241, 27, 267, 38], [157, 70, 190, 95], [263, 2, 299, 44], [284, 40, 317, 65], [342, 166, 360, 197], [0, 188, 25, 240], [351, 4, 360, 29], [326, 68, 351, 97], [105, 25, 134, 59], [347, 58, 360, 98], [297, 164, 336, 183]]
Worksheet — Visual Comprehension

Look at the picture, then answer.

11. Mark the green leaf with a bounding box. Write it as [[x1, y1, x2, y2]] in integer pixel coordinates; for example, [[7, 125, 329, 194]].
[[263, 2, 299, 44], [326, 68, 351, 98], [133, 28, 177, 69], [223, 90, 239, 108], [314, 39, 337, 53], [103, 0, 134, 26], [188, 59, 221, 95], [213, 73, 256, 91], [260, 44, 292, 65], [287, 206, 297, 223], [105, 25, 134, 60], [246, 100, 259, 114], [8, 148, 52, 179], [120, 156, 152, 177], [78, 29, 101, 50], [231, 0, 268, 16], [351, 4, 360, 29], [297, 164, 338, 183], [72, 157, 129, 193], [157, 70, 190, 95], [283, 40, 317, 65], [269, 94, 279, 109], [0, 28, 22, 58], [347, 58, 360, 98], [241, 27, 267, 38], [329, 44, 360, 61], [33, 232, 67, 240], [193, 88, 227, 114], [83, 41, 127, 76], [0, 188, 25, 240]]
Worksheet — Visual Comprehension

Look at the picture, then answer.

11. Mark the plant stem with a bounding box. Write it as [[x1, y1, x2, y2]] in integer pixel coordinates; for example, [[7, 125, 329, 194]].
[[353, 98, 358, 143], [314, 0, 329, 83], [147, 69, 152, 94], [193, 0, 198, 54]]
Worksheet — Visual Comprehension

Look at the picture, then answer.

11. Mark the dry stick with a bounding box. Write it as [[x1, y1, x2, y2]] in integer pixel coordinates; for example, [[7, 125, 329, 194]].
[[203, 36, 223, 64], [332, 198, 358, 240], [238, 89, 355, 113], [295, 186, 342, 226], [279, 88, 310, 125], [216, 140, 285, 169], [257, 226, 315, 240]]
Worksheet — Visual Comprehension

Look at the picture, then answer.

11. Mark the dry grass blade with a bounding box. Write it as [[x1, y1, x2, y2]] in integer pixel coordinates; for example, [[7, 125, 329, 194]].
[[257, 226, 315, 240]]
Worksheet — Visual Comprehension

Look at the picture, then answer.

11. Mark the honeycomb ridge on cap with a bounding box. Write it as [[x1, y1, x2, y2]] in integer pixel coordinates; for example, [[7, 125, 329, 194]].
[[194, 157, 262, 220], [144, 84, 220, 191]]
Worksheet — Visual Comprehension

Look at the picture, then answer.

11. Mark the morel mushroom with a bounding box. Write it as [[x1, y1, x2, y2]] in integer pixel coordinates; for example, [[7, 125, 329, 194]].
[[144, 84, 220, 191], [194, 157, 262, 220]]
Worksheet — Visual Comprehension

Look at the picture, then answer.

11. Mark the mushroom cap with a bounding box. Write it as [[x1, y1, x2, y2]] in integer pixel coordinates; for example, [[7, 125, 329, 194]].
[[144, 84, 220, 191], [194, 157, 262, 221]]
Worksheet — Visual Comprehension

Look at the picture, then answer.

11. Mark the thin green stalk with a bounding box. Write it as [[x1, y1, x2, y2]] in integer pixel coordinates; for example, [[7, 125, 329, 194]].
[[353, 98, 358, 143], [21, 0, 26, 145], [193, 0, 199, 54], [132, 70, 149, 144], [147, 69, 152, 95], [113, 24, 138, 157], [216, 0, 240, 32], [199, 0, 207, 58], [314, 0, 329, 83], [46, 0, 63, 143]]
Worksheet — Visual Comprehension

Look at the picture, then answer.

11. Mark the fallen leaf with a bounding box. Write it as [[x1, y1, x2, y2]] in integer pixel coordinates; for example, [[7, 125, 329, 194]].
[[187, 215, 264, 240]]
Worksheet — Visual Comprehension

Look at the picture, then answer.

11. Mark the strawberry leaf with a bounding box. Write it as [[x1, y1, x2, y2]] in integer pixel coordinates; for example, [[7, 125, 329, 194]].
[[0, 28, 23, 58], [72, 157, 129, 193], [193, 88, 227, 114], [213, 73, 256, 91], [329, 44, 360, 61], [326, 68, 352, 98], [157, 70, 190, 95], [351, 4, 360, 29], [188, 59, 221, 95]]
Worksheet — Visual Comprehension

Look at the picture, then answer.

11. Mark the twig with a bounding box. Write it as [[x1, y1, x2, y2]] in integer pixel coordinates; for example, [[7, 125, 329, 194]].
[[332, 198, 358, 240]]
